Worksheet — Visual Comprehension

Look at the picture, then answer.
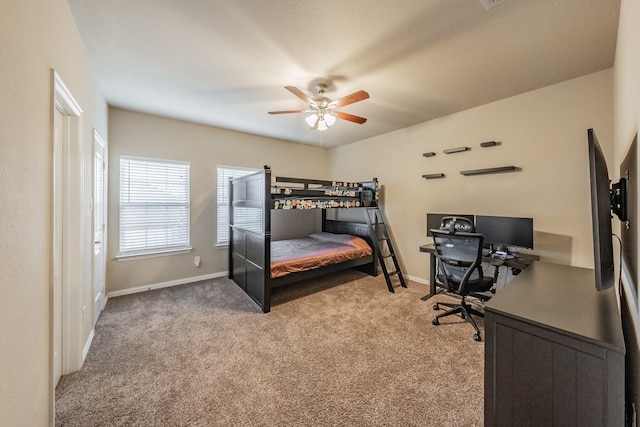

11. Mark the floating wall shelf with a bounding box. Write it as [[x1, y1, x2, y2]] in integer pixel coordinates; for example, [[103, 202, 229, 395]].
[[480, 141, 500, 147], [422, 173, 445, 180], [444, 146, 470, 154], [460, 166, 521, 176], [423, 152, 436, 157]]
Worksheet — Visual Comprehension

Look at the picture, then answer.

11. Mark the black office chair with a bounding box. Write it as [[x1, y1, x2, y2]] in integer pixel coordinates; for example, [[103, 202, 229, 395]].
[[430, 220, 493, 341]]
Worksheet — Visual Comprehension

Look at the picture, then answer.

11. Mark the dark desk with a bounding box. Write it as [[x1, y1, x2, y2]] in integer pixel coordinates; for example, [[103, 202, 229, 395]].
[[419, 243, 539, 300], [484, 262, 624, 425]]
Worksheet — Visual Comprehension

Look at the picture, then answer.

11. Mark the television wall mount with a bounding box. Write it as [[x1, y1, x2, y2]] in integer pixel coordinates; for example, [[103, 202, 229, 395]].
[[611, 177, 627, 222]]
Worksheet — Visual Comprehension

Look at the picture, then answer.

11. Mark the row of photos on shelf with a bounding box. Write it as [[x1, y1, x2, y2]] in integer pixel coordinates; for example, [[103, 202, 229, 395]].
[[273, 199, 362, 209], [423, 140, 521, 179], [271, 177, 368, 210], [271, 187, 358, 197]]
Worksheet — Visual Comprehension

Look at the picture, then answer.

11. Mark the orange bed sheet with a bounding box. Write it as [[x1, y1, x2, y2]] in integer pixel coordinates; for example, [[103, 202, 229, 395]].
[[270, 233, 372, 279]]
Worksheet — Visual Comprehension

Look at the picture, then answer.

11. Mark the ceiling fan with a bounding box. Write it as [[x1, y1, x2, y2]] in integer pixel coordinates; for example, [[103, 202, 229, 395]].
[[268, 83, 369, 131]]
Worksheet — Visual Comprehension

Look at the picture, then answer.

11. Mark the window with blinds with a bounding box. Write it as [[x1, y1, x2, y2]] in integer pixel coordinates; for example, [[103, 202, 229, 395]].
[[119, 156, 190, 257], [216, 166, 259, 245]]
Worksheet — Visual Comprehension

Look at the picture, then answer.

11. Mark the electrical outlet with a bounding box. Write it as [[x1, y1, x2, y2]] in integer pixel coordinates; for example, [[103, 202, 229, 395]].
[[479, 0, 504, 10], [82, 306, 87, 321], [194, 256, 201, 267]]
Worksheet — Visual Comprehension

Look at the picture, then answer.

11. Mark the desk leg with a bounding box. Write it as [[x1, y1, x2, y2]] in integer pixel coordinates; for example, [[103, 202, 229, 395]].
[[420, 253, 441, 300]]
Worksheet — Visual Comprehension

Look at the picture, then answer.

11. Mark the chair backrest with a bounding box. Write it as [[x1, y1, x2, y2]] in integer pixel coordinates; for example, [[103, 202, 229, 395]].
[[440, 216, 475, 233], [430, 229, 485, 294]]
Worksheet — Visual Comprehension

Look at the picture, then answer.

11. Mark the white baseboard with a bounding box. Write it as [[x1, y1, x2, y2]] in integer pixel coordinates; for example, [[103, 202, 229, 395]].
[[106, 271, 431, 298], [82, 328, 94, 363], [405, 274, 428, 286], [106, 271, 228, 299]]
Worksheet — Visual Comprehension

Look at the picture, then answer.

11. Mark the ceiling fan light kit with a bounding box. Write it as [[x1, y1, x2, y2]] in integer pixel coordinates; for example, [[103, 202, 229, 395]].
[[305, 109, 336, 132], [269, 82, 369, 131]]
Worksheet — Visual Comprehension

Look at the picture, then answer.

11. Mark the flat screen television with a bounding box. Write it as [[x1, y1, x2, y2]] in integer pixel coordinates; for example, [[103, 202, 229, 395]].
[[474, 215, 534, 254], [587, 128, 627, 291]]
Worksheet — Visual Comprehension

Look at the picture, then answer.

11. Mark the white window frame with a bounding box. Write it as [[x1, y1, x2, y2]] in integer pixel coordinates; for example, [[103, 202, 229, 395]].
[[216, 165, 259, 246], [118, 155, 191, 260]]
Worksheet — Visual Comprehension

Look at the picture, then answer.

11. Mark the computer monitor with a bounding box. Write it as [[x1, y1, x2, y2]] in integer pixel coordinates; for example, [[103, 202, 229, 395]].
[[426, 213, 475, 236], [475, 215, 534, 254]]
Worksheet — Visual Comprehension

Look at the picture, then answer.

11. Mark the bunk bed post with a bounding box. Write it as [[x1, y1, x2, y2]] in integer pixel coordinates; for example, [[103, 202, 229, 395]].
[[228, 176, 234, 281], [262, 168, 272, 313], [228, 168, 272, 313]]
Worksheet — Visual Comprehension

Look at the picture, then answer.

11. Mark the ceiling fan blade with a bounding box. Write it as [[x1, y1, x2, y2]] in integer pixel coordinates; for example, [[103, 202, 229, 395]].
[[332, 90, 369, 108], [285, 86, 313, 105], [335, 111, 367, 124], [268, 110, 305, 114]]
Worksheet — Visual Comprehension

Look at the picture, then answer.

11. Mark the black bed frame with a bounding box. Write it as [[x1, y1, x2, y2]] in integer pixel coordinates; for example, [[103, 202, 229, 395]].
[[228, 167, 380, 313]]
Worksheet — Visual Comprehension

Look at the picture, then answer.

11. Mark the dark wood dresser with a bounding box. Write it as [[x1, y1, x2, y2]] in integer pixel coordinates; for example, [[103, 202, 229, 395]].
[[484, 262, 625, 426]]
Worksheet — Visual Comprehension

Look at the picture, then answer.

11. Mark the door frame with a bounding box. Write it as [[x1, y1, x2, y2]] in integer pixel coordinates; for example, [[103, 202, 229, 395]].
[[51, 70, 83, 420]]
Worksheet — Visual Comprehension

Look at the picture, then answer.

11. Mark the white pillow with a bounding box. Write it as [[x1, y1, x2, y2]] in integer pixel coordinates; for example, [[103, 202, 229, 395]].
[[309, 232, 355, 245]]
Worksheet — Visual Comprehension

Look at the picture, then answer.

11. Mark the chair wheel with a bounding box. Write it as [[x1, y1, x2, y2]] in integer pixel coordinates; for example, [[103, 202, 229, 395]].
[[473, 333, 482, 342], [433, 304, 439, 310], [461, 313, 466, 319], [432, 318, 439, 326]]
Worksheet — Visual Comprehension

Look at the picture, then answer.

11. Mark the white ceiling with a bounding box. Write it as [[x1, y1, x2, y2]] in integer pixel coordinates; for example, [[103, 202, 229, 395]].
[[68, 0, 620, 148]]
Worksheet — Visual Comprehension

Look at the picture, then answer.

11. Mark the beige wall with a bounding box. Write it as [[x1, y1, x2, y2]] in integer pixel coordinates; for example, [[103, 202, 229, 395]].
[[0, 0, 108, 425], [106, 108, 329, 294], [328, 70, 613, 285], [613, 0, 640, 418]]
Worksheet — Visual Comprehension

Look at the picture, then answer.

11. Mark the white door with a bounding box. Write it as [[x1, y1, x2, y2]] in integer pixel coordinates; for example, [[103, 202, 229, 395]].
[[93, 132, 106, 323], [53, 108, 63, 387]]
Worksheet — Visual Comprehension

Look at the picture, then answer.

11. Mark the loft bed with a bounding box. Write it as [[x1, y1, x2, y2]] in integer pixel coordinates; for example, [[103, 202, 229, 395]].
[[228, 167, 380, 313]]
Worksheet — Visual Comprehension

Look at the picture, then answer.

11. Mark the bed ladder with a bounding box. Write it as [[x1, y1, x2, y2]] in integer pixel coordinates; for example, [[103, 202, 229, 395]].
[[365, 207, 407, 293]]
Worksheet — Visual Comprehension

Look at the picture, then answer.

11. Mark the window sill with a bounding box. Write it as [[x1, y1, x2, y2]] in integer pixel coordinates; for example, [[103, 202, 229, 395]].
[[115, 247, 193, 261]]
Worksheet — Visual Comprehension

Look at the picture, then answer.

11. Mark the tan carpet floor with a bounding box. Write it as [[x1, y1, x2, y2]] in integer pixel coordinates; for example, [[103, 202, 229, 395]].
[[55, 270, 485, 426]]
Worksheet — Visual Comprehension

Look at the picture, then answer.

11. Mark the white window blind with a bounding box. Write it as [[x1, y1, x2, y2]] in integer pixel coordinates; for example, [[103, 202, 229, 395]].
[[217, 166, 259, 245], [120, 156, 190, 256]]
